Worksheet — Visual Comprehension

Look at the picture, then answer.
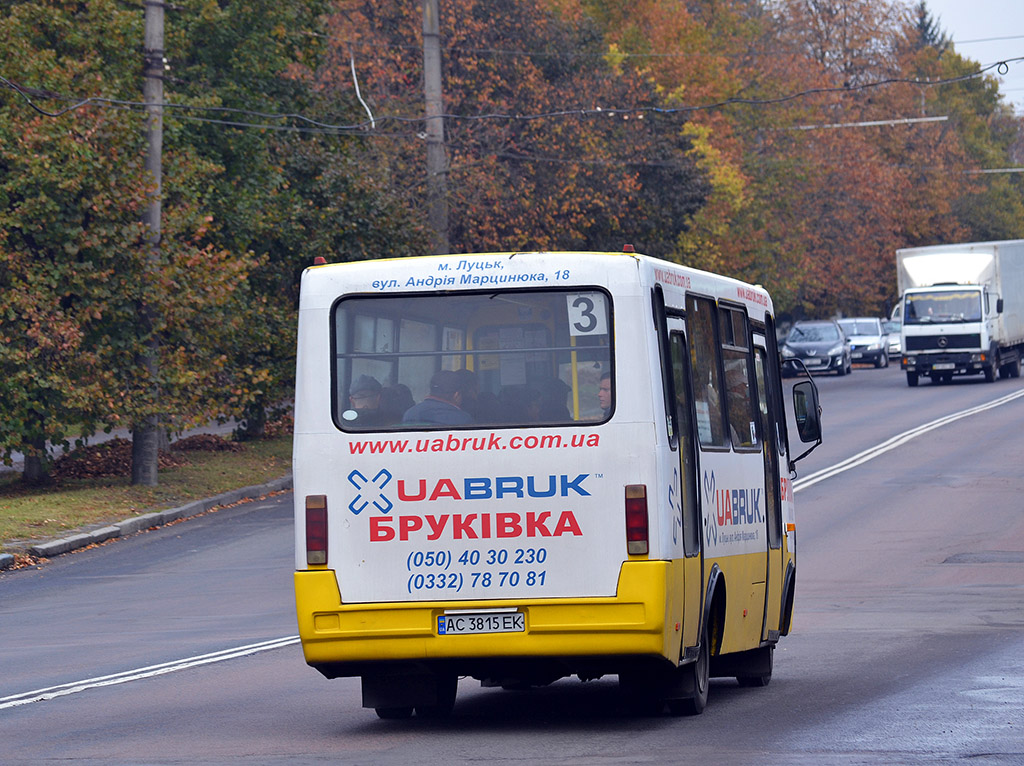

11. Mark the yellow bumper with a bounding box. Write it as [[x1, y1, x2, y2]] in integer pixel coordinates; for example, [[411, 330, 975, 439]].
[[295, 561, 681, 667]]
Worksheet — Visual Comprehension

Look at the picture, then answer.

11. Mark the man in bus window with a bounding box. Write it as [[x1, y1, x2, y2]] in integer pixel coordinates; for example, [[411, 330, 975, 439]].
[[453, 368, 482, 419], [402, 369, 475, 426], [538, 377, 571, 421], [598, 371, 612, 418], [347, 375, 385, 428]]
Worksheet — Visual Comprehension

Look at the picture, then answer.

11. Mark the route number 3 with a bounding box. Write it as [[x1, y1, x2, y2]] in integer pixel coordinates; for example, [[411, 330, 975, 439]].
[[566, 292, 608, 337]]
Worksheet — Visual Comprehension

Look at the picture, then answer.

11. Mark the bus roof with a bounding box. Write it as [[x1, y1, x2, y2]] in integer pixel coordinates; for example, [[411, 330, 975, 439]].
[[302, 251, 774, 318]]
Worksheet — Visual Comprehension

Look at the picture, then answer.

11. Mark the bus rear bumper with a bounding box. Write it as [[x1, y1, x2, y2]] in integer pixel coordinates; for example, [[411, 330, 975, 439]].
[[294, 561, 681, 679]]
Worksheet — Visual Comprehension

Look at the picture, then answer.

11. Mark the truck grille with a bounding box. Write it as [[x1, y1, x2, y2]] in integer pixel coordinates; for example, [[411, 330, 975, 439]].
[[905, 334, 981, 351]]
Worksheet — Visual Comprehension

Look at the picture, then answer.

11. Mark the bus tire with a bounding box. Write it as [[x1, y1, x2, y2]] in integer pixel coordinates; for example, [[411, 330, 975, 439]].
[[375, 706, 413, 720], [667, 623, 709, 716], [736, 645, 773, 687], [415, 674, 458, 719]]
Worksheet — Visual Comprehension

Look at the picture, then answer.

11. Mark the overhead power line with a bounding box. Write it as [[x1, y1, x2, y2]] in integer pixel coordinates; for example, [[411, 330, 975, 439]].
[[2, 56, 1022, 134], [791, 115, 949, 130], [965, 167, 1024, 174]]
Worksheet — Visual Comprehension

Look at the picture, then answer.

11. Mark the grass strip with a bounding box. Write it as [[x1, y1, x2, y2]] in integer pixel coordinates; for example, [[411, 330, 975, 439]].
[[0, 436, 291, 553]]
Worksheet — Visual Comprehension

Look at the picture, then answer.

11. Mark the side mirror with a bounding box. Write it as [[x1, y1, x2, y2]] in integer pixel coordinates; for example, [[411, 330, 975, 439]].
[[793, 381, 821, 444], [997, 297, 1004, 314]]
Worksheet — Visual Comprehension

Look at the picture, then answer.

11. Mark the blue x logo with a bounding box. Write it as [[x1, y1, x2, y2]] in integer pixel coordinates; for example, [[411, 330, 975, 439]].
[[348, 469, 393, 515]]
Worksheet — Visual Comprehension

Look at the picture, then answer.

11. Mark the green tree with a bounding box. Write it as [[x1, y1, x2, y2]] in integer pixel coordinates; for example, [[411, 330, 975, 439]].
[[0, 0, 258, 482], [168, 0, 428, 437]]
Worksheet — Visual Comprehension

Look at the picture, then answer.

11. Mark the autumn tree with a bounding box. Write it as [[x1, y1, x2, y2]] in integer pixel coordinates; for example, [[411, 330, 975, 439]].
[[319, 0, 710, 257]]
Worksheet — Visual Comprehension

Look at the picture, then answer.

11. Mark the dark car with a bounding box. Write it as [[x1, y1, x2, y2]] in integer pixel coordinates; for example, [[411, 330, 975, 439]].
[[837, 317, 889, 368], [781, 320, 852, 376]]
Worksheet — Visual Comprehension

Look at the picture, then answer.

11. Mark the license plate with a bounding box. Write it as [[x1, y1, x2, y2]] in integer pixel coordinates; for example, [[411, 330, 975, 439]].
[[852, 352, 863, 359], [437, 611, 525, 635], [805, 358, 824, 366], [933, 363, 955, 370]]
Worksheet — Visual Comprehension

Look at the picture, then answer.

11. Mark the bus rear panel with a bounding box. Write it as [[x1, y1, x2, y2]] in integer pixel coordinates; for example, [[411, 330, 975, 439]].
[[293, 250, 815, 717]]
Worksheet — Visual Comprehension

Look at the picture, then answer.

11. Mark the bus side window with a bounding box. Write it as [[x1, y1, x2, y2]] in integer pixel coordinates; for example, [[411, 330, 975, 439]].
[[686, 295, 727, 448], [720, 305, 758, 450]]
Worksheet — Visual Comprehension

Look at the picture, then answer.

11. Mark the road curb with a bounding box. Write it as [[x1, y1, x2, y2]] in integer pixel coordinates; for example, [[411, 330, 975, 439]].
[[0, 475, 292, 569]]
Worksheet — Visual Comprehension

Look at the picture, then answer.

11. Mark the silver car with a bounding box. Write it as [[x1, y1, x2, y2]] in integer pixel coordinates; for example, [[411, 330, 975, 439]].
[[882, 318, 902, 357], [837, 317, 889, 368]]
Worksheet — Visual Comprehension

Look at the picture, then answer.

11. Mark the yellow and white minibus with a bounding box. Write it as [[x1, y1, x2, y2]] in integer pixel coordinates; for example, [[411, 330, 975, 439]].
[[293, 249, 822, 717]]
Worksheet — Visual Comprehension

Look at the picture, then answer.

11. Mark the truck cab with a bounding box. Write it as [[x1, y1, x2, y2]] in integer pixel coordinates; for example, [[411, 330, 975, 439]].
[[901, 284, 999, 385]]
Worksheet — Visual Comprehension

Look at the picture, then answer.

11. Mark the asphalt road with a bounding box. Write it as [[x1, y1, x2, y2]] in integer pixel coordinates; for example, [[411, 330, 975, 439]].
[[1, 364, 1023, 765]]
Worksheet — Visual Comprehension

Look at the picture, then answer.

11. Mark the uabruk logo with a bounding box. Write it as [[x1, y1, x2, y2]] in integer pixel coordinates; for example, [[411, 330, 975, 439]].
[[347, 470, 591, 516], [702, 470, 763, 547], [347, 469, 393, 515], [349, 470, 593, 543]]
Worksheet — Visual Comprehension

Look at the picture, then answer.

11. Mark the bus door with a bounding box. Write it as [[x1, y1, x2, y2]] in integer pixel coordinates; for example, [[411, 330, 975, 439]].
[[667, 317, 703, 653], [753, 341, 784, 639]]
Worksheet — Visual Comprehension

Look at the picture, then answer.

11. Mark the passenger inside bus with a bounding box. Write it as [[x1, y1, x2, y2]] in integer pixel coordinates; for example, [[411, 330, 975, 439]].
[[453, 369, 481, 419], [598, 372, 612, 418], [379, 383, 414, 425], [496, 385, 541, 423], [537, 377, 571, 421], [402, 369, 476, 426], [344, 375, 386, 428]]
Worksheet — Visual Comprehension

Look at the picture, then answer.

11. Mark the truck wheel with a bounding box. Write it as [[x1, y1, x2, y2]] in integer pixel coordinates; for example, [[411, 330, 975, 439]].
[[1000, 355, 1021, 379], [984, 364, 996, 383], [906, 372, 919, 387]]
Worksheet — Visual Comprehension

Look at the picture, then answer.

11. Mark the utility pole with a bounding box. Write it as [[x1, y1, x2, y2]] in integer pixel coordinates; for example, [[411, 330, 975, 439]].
[[422, 0, 449, 254], [133, 0, 164, 486]]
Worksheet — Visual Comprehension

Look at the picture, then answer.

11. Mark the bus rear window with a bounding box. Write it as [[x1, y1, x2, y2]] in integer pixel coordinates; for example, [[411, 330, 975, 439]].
[[332, 289, 613, 430]]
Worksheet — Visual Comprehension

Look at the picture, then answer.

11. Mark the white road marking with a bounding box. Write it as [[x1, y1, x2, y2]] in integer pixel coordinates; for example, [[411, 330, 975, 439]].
[[0, 635, 299, 709], [793, 387, 1024, 493], [7, 388, 1023, 710]]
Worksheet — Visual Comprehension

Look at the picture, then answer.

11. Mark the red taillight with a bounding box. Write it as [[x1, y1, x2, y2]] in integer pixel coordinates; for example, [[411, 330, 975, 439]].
[[305, 495, 328, 566], [624, 484, 649, 555]]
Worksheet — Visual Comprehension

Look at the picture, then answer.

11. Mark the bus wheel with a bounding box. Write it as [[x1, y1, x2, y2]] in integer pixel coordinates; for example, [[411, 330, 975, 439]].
[[667, 624, 709, 716], [375, 706, 413, 720], [737, 645, 773, 687], [415, 675, 458, 719]]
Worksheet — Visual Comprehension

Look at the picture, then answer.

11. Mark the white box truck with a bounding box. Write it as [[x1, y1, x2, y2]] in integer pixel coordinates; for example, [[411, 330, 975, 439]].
[[897, 239, 1024, 386]]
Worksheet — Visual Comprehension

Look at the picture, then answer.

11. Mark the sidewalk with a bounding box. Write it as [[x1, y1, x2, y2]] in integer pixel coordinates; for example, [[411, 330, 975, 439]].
[[0, 474, 292, 571]]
